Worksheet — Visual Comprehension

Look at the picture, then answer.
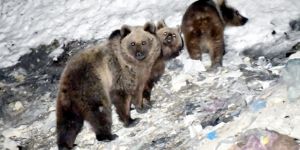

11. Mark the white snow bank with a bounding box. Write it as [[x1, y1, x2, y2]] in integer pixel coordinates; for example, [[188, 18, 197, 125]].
[[225, 0, 300, 52], [1, 0, 300, 68], [0, 0, 195, 68]]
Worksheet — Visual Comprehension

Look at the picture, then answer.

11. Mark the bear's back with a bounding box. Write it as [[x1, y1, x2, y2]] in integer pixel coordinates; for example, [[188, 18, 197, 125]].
[[182, 0, 223, 33], [58, 44, 113, 105]]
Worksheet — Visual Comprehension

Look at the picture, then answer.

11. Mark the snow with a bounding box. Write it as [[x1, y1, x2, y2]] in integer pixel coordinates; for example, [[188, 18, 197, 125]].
[[0, 0, 194, 68], [1, 0, 298, 68], [49, 47, 64, 61], [225, 0, 300, 52], [1, 0, 300, 149], [289, 51, 300, 59]]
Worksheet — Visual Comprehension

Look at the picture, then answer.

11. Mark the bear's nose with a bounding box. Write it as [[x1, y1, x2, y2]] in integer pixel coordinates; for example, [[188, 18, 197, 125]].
[[164, 34, 173, 44], [242, 17, 248, 25], [135, 51, 146, 60]]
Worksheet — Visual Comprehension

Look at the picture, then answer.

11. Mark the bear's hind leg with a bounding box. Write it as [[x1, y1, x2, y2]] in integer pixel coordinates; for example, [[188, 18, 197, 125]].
[[84, 106, 117, 142], [111, 90, 140, 127], [142, 81, 154, 108], [57, 105, 83, 150], [185, 34, 203, 60], [208, 39, 224, 68]]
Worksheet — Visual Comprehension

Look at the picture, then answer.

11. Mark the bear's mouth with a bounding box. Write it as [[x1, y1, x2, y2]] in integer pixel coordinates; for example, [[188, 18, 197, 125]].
[[135, 51, 146, 60], [163, 34, 174, 45]]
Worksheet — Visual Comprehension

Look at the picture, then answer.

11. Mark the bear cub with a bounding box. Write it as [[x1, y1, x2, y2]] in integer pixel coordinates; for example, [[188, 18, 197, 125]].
[[181, 0, 248, 68], [142, 20, 184, 109], [56, 22, 160, 149]]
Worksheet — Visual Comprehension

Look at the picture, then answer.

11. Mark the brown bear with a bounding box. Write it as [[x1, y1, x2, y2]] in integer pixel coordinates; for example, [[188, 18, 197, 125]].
[[56, 22, 160, 149], [181, 0, 248, 68], [120, 24, 162, 113], [142, 20, 184, 109]]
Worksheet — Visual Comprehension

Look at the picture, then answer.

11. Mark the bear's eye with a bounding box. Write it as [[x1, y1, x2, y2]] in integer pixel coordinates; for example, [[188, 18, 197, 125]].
[[131, 42, 135, 46], [164, 32, 168, 35], [142, 41, 146, 45], [235, 11, 240, 15]]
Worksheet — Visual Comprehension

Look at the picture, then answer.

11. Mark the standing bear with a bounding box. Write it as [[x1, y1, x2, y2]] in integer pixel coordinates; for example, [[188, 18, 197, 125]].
[[142, 20, 184, 109], [181, 0, 248, 68], [56, 22, 161, 149]]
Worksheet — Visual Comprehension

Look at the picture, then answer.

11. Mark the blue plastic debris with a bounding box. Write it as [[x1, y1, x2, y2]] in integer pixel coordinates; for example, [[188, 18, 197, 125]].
[[206, 131, 217, 140], [249, 99, 266, 112]]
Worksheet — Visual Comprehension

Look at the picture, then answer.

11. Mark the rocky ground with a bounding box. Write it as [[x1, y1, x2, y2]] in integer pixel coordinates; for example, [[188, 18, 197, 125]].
[[0, 35, 300, 149], [1, 0, 300, 149]]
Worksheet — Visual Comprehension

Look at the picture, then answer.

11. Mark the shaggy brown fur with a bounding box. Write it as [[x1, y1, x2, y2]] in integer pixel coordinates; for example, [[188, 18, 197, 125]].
[[181, 0, 248, 68], [56, 22, 160, 149], [121, 24, 161, 113], [142, 20, 184, 108]]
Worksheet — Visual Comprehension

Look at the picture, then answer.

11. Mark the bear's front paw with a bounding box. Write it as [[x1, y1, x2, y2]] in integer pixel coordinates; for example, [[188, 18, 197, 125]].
[[207, 64, 222, 72], [143, 99, 152, 109], [96, 133, 118, 142], [135, 103, 151, 114], [124, 118, 141, 128]]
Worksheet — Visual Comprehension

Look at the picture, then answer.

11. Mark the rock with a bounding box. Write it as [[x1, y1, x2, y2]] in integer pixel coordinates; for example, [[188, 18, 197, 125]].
[[257, 56, 268, 67], [293, 42, 300, 51], [227, 104, 236, 110], [242, 39, 299, 61], [151, 136, 171, 148], [48, 106, 55, 111], [229, 128, 299, 150], [283, 59, 300, 102], [289, 51, 300, 60], [251, 56, 272, 69], [50, 128, 55, 133], [240, 67, 279, 81], [290, 19, 300, 31], [197, 73, 206, 81], [49, 48, 64, 62], [13, 101, 24, 112], [184, 102, 199, 115], [200, 112, 233, 128], [188, 124, 203, 138], [247, 81, 263, 91], [243, 57, 251, 65], [286, 42, 300, 58], [167, 59, 184, 70]]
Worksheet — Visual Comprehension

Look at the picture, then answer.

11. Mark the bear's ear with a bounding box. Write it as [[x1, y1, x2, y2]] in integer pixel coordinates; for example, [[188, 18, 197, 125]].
[[109, 29, 121, 40], [121, 25, 131, 38], [176, 25, 182, 33], [157, 20, 167, 30], [217, 0, 226, 6], [144, 22, 156, 34]]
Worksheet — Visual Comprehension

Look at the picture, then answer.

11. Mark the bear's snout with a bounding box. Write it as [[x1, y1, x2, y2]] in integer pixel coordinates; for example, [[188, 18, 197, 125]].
[[241, 17, 248, 25], [135, 51, 146, 60], [164, 33, 174, 44]]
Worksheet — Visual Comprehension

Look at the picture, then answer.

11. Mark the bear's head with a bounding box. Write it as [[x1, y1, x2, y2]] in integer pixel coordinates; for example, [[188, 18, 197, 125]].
[[120, 22, 161, 65], [218, 0, 248, 26], [156, 20, 184, 60]]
